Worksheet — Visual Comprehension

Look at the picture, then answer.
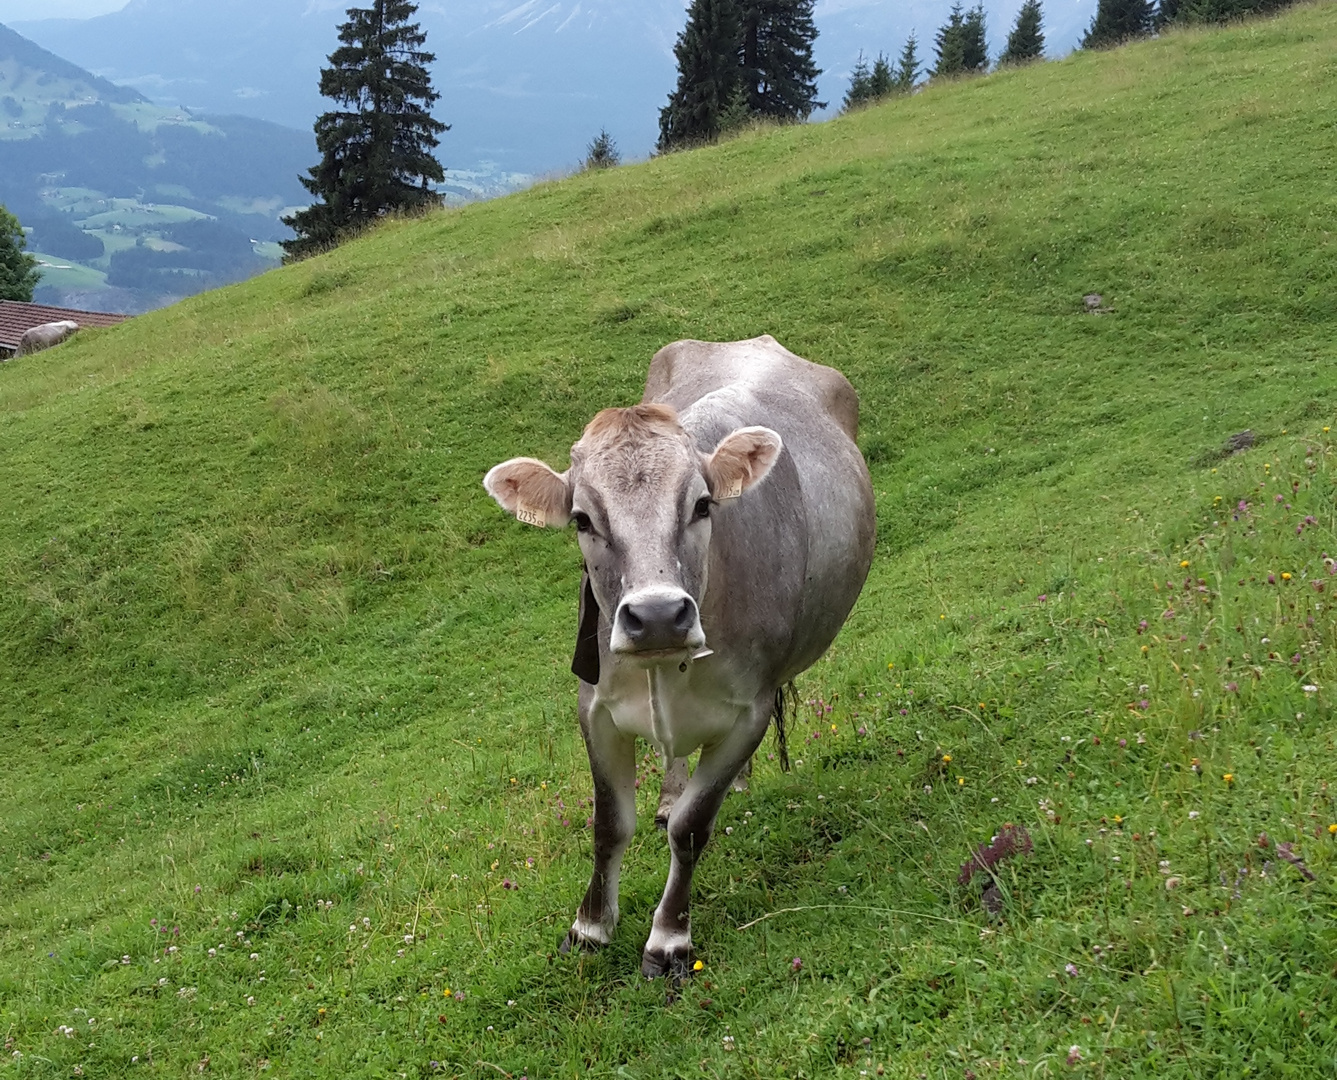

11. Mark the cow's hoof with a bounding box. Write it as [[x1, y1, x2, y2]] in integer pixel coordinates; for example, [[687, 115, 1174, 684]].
[[654, 806, 672, 830], [641, 945, 694, 981], [559, 927, 607, 955]]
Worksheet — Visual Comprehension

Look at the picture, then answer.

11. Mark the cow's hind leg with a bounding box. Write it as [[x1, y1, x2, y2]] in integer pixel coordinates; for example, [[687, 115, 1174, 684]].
[[641, 693, 771, 980], [562, 683, 636, 953], [655, 754, 689, 829], [730, 756, 752, 793]]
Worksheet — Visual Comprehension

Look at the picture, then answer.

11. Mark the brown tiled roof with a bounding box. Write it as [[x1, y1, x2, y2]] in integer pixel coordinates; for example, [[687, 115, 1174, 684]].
[[0, 300, 129, 352]]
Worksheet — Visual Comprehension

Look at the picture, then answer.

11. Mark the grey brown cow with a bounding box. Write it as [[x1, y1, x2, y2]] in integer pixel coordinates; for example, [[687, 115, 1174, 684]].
[[484, 335, 875, 978], [16, 320, 80, 357]]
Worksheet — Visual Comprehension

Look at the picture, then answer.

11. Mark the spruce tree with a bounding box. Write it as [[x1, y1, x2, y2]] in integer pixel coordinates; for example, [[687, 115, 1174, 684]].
[[932, 4, 968, 77], [869, 54, 894, 98], [0, 204, 39, 302], [893, 33, 921, 92], [1081, 0, 1153, 47], [843, 52, 874, 111], [584, 129, 620, 169], [962, 5, 989, 71], [282, 0, 447, 258], [1154, 0, 1182, 27], [658, 0, 744, 151], [741, 0, 823, 121], [1000, 0, 1045, 64]]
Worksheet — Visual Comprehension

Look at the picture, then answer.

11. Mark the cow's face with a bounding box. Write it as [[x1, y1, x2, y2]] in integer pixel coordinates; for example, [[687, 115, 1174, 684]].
[[485, 404, 781, 663]]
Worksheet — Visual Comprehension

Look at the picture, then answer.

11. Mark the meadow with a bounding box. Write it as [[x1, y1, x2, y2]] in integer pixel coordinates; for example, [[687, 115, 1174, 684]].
[[1, 5, 1336, 1077]]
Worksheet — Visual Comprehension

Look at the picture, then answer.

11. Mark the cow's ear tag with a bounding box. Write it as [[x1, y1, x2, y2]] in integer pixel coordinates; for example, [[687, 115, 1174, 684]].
[[719, 477, 743, 501], [516, 502, 547, 528]]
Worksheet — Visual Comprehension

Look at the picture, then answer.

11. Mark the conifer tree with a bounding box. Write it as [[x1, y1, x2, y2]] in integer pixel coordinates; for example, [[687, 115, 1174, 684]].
[[869, 53, 894, 98], [843, 50, 893, 112], [932, 4, 967, 77], [740, 0, 824, 121], [1000, 0, 1045, 64], [1154, 0, 1182, 27], [962, 5, 989, 71], [1081, 0, 1153, 47], [0, 204, 39, 302], [584, 129, 620, 169], [283, 0, 447, 258], [843, 52, 874, 111], [893, 33, 921, 92], [658, 0, 744, 150]]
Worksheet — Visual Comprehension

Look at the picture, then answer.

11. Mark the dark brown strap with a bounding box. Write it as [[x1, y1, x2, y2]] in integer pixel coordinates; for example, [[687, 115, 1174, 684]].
[[571, 571, 601, 685]]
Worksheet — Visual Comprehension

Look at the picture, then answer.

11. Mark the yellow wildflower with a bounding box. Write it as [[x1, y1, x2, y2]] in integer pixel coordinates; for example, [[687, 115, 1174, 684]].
[[1328, 824, 1337, 835], [693, 959, 704, 972], [1281, 572, 1292, 581], [942, 754, 952, 763], [957, 777, 965, 786], [1180, 560, 1190, 568], [1223, 773, 1235, 784]]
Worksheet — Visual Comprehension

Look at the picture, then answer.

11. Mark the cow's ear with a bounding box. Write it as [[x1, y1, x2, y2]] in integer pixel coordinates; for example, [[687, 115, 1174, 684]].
[[705, 426, 783, 500], [484, 458, 571, 528]]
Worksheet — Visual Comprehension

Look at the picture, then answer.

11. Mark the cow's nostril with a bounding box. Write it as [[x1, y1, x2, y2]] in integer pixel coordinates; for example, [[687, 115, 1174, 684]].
[[673, 598, 694, 632], [622, 609, 645, 637]]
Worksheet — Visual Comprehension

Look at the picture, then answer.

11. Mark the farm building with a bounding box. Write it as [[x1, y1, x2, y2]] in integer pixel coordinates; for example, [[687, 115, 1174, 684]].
[[0, 300, 128, 359]]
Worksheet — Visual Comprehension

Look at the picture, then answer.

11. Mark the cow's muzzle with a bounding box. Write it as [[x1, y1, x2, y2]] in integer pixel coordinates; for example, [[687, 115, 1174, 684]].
[[611, 589, 704, 658]]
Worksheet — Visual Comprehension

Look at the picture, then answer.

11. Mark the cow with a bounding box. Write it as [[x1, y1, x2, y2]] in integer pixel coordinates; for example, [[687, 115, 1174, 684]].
[[483, 335, 875, 979], [16, 320, 80, 357]]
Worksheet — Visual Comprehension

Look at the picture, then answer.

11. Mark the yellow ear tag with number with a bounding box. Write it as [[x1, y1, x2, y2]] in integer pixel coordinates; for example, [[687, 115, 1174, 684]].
[[516, 502, 547, 528], [719, 477, 743, 500]]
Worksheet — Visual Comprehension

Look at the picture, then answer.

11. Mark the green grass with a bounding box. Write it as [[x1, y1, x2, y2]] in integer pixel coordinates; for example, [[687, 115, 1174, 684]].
[[2, 6, 1337, 1078]]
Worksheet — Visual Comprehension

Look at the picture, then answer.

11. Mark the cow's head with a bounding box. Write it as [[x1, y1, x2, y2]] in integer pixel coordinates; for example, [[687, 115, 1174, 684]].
[[484, 404, 782, 662]]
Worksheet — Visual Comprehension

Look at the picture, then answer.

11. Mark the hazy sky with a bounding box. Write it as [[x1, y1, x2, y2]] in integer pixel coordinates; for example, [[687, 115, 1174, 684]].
[[0, 0, 126, 20]]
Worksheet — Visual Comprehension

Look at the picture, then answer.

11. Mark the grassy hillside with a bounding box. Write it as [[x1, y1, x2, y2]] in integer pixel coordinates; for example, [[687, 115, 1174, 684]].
[[2, 6, 1336, 1077]]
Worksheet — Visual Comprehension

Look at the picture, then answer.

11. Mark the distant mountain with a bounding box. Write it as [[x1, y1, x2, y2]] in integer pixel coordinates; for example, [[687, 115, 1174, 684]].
[[13, 0, 1101, 178], [0, 21, 314, 313]]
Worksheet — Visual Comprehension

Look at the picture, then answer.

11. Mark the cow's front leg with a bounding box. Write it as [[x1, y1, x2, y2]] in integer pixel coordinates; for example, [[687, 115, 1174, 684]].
[[641, 693, 771, 980], [561, 683, 636, 953]]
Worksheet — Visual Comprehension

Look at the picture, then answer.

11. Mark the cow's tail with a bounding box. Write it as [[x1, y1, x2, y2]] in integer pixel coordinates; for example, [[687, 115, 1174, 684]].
[[772, 682, 796, 773]]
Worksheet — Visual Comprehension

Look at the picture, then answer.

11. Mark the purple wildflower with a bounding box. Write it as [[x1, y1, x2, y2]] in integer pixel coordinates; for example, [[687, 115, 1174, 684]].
[[1276, 842, 1315, 881], [958, 824, 1034, 888]]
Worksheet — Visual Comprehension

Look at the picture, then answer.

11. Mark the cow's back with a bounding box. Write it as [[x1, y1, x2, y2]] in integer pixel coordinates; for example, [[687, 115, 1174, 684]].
[[641, 336, 875, 686], [644, 335, 860, 443]]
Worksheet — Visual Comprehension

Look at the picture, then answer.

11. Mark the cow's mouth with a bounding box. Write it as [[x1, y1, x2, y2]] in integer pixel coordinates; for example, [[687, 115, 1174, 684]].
[[613, 644, 712, 667]]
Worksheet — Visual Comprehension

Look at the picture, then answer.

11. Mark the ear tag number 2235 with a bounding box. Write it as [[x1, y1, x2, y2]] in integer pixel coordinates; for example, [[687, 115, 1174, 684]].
[[516, 502, 547, 528]]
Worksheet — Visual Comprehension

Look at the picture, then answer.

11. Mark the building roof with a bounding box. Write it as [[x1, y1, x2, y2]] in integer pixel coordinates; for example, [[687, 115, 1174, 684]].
[[0, 300, 129, 353]]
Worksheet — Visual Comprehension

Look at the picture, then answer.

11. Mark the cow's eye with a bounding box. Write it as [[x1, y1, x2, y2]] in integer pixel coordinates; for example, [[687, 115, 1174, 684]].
[[692, 496, 712, 521], [572, 511, 592, 533]]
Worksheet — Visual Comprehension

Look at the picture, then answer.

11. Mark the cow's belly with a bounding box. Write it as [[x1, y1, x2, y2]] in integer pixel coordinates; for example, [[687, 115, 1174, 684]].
[[594, 661, 748, 760]]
